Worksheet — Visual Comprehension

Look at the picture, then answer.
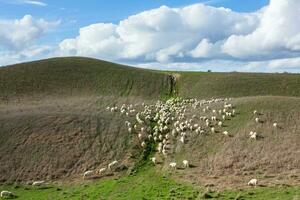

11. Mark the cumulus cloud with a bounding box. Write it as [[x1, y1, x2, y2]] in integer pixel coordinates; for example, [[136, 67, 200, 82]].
[[0, 15, 59, 66], [222, 0, 300, 60], [0, 15, 58, 51], [59, 4, 259, 62], [1, 0, 300, 72], [57, 0, 300, 72]]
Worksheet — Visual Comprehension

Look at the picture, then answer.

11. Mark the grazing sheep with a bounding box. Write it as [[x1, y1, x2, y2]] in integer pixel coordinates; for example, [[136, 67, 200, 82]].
[[32, 180, 45, 186], [255, 117, 260, 123], [128, 127, 133, 133], [180, 136, 185, 143], [222, 115, 226, 120], [218, 121, 223, 127], [273, 123, 278, 128], [253, 110, 258, 115], [223, 131, 229, 136], [248, 179, 258, 186], [150, 157, 156, 165], [183, 160, 189, 168], [169, 162, 177, 169], [98, 168, 106, 174], [249, 132, 257, 140], [108, 160, 118, 170], [141, 141, 146, 148], [83, 170, 94, 179], [211, 127, 215, 133], [138, 133, 143, 139], [1, 191, 15, 198]]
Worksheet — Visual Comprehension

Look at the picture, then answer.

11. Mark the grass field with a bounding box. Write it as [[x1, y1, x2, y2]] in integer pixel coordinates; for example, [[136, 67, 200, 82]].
[[0, 167, 299, 200]]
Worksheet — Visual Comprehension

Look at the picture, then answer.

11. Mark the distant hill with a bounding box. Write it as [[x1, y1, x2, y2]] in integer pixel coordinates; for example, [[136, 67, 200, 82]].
[[0, 57, 172, 101], [1, 57, 300, 101]]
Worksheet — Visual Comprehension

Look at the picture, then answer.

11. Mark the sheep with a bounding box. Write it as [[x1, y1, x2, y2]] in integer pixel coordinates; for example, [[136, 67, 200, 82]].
[[218, 121, 223, 127], [223, 131, 229, 136], [222, 115, 226, 120], [183, 160, 189, 168], [169, 162, 177, 169], [273, 123, 278, 128], [1, 191, 15, 198], [255, 117, 260, 123], [180, 136, 185, 143], [150, 157, 156, 165], [248, 178, 258, 186], [98, 168, 106, 175], [83, 170, 94, 179], [128, 127, 133, 133], [138, 133, 143, 139], [108, 160, 118, 170], [249, 132, 257, 140], [141, 141, 146, 148], [211, 127, 215, 133], [253, 110, 258, 115], [32, 181, 45, 186]]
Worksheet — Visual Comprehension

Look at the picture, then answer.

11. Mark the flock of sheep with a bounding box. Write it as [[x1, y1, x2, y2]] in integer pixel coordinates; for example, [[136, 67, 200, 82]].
[[1, 97, 280, 198], [104, 97, 275, 187]]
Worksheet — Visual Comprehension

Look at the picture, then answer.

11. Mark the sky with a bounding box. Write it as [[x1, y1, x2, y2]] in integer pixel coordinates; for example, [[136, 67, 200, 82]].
[[0, 0, 300, 72]]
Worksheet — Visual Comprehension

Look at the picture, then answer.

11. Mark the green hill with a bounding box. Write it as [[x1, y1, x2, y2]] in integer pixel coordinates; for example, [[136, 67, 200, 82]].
[[177, 71, 300, 98], [0, 57, 172, 100], [0, 57, 299, 199]]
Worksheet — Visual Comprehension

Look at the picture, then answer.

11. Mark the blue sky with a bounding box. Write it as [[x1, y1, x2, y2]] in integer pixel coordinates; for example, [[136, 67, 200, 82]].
[[0, 0, 300, 72], [0, 0, 269, 40]]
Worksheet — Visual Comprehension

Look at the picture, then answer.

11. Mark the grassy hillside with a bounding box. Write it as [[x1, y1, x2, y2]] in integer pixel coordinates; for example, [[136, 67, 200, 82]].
[[1, 57, 300, 199], [177, 72, 300, 98], [0, 57, 172, 101]]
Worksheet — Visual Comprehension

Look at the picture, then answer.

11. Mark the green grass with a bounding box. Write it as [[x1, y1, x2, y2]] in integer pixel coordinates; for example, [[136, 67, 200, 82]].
[[2, 57, 300, 101], [0, 57, 171, 100], [177, 71, 300, 98], [1, 167, 299, 200]]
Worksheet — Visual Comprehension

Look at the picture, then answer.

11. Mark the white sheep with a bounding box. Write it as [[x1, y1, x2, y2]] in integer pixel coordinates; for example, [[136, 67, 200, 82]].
[[223, 131, 229, 136], [253, 110, 258, 115], [83, 170, 94, 179], [169, 162, 177, 169], [218, 121, 223, 127], [255, 117, 260, 123], [1, 191, 15, 198], [108, 160, 118, 170], [98, 168, 106, 174], [150, 157, 156, 165], [138, 133, 143, 139], [211, 127, 215, 133], [273, 123, 278, 128], [183, 160, 189, 168], [249, 132, 257, 140], [248, 178, 258, 186], [32, 180, 45, 186], [180, 136, 185, 143], [141, 141, 146, 148]]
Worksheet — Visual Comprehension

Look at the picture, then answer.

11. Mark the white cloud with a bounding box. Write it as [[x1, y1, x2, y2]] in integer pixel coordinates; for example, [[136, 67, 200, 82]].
[[23, 0, 47, 6], [1, 0, 300, 72], [222, 0, 300, 59], [0, 15, 59, 66], [57, 0, 300, 72], [0, 15, 59, 51], [59, 4, 259, 62]]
